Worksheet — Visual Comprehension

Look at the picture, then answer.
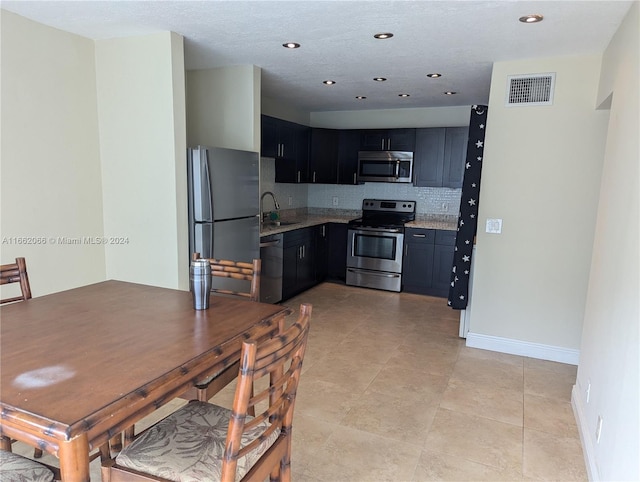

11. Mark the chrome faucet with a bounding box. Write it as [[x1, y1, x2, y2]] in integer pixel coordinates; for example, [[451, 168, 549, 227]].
[[260, 191, 280, 222]]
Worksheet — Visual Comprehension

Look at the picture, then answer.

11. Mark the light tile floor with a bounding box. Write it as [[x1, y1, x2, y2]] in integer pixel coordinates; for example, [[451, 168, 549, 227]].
[[14, 282, 587, 481]]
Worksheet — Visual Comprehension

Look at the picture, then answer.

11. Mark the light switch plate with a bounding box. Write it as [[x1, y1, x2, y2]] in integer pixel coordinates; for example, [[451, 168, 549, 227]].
[[486, 218, 502, 234]]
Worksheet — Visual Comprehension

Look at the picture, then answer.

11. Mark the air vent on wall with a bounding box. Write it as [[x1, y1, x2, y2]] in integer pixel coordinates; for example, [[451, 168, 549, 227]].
[[505, 73, 555, 106]]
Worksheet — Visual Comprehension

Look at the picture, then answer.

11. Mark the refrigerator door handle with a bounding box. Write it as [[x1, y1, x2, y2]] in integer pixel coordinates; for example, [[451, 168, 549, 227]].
[[203, 149, 214, 222]]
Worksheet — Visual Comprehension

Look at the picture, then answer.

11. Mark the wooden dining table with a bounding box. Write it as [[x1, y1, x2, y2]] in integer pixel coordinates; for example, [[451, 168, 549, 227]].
[[0, 280, 292, 481]]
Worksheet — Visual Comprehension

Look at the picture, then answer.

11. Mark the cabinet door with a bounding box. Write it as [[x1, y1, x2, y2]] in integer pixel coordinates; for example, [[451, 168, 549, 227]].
[[282, 244, 299, 300], [414, 128, 445, 187], [274, 122, 309, 183], [388, 128, 416, 151], [432, 243, 455, 297], [443, 127, 468, 188], [359, 128, 416, 151], [327, 223, 348, 280], [309, 128, 339, 184], [297, 230, 315, 290], [261, 115, 280, 158], [402, 228, 435, 294], [314, 224, 329, 282], [359, 129, 388, 151], [337, 130, 360, 185], [432, 230, 456, 297]]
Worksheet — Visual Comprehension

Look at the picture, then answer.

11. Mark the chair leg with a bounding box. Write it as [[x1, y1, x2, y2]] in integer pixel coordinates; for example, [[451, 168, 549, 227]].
[[0, 437, 11, 451], [124, 426, 135, 448], [109, 433, 122, 453]]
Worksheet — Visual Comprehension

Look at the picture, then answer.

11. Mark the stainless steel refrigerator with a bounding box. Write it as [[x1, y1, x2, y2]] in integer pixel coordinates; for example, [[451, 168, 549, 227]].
[[187, 145, 260, 293]]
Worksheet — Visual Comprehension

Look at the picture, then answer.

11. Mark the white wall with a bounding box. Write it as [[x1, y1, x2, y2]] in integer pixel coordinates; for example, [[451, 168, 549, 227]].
[[0, 11, 106, 297], [467, 54, 609, 363], [573, 3, 639, 480], [186, 65, 261, 152], [95, 32, 188, 290]]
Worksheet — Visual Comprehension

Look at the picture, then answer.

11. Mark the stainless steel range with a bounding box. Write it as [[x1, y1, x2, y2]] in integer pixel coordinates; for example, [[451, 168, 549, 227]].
[[346, 199, 416, 292]]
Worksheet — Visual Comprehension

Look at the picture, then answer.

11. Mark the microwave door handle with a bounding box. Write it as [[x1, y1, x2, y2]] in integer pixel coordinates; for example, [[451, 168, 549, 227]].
[[395, 159, 400, 178]]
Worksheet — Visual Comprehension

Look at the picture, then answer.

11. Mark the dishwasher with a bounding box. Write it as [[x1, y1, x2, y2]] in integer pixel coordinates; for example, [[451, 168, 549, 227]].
[[259, 233, 283, 303]]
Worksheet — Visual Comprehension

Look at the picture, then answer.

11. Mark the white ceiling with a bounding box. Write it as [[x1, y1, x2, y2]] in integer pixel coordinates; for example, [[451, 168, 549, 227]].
[[1, 1, 633, 112]]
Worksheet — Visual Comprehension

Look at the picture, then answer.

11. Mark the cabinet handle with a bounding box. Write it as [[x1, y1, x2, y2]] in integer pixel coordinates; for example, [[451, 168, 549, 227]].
[[322, 225, 326, 237], [313, 171, 316, 183], [281, 143, 285, 157], [381, 139, 385, 150], [297, 171, 301, 183], [353, 172, 357, 184], [412, 234, 426, 238], [387, 138, 391, 150]]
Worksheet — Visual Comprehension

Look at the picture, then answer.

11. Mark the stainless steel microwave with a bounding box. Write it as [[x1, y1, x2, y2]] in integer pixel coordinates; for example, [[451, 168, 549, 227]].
[[357, 151, 413, 183]]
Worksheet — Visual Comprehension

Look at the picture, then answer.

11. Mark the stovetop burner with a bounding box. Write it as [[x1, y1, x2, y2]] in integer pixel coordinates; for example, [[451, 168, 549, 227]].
[[349, 199, 416, 229]]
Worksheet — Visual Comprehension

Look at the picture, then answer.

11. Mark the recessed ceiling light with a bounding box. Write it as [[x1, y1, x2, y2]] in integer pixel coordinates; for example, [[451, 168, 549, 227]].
[[398, 93, 410, 98], [282, 42, 300, 49], [427, 73, 442, 78], [519, 14, 543, 23], [373, 77, 387, 82], [374, 33, 394, 39], [323, 80, 336, 85], [444, 91, 457, 95], [356, 96, 367, 100]]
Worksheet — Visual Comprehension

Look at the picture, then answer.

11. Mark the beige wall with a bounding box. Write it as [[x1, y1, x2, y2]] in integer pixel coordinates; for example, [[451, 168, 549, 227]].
[[310, 105, 470, 129], [0, 11, 106, 297], [468, 54, 609, 360], [261, 96, 310, 125], [573, 3, 639, 480], [186, 65, 261, 152], [95, 32, 188, 290]]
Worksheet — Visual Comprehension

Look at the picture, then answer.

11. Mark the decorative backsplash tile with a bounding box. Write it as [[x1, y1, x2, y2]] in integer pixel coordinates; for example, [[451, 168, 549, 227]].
[[260, 157, 462, 216]]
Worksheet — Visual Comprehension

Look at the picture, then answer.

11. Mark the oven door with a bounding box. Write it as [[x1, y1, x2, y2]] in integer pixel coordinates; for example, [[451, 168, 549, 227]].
[[347, 227, 404, 273]]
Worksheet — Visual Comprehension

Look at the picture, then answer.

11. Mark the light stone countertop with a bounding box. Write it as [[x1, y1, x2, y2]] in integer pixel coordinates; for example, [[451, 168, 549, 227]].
[[259, 210, 458, 236], [260, 213, 353, 236]]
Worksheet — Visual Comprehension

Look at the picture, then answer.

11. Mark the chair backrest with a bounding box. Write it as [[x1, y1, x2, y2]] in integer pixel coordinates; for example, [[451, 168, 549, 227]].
[[0, 257, 32, 304], [193, 252, 261, 302], [221, 303, 312, 482]]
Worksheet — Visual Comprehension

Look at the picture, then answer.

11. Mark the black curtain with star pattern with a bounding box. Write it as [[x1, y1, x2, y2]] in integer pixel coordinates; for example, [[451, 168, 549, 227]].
[[448, 105, 488, 310]]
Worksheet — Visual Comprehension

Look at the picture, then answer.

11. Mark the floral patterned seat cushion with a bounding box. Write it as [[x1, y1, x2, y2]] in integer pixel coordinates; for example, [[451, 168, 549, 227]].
[[0, 450, 55, 482], [116, 401, 279, 482]]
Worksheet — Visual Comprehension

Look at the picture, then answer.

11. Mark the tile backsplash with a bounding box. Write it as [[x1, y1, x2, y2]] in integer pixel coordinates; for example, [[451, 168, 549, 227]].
[[260, 157, 461, 215]]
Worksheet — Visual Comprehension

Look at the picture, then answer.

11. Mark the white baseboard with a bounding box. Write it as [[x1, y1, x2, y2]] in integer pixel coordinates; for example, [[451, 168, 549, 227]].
[[572, 384, 599, 481], [465, 332, 580, 365]]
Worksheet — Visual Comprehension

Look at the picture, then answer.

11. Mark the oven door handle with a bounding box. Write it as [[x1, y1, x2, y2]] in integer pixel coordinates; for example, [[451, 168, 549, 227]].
[[349, 227, 402, 234], [347, 268, 401, 279]]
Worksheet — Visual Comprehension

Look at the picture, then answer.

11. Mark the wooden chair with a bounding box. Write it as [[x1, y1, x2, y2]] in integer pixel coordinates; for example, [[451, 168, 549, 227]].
[[102, 303, 312, 482], [1, 257, 32, 304], [194, 253, 261, 302], [185, 253, 262, 403], [0, 257, 44, 460]]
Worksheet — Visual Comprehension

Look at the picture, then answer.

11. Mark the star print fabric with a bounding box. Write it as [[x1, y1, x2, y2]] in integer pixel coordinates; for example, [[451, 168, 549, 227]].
[[448, 105, 488, 309]]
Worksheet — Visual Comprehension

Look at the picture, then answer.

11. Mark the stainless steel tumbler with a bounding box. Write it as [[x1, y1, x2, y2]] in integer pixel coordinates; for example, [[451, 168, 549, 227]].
[[190, 259, 212, 310]]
